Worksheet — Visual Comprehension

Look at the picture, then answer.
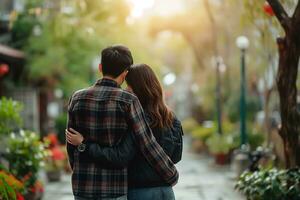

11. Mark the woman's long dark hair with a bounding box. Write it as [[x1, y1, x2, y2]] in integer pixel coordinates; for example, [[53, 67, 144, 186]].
[[126, 64, 174, 129]]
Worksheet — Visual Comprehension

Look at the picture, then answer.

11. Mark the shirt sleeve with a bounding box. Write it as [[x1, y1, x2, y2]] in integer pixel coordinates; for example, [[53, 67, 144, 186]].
[[169, 116, 184, 164], [66, 95, 76, 170], [127, 97, 179, 186], [86, 132, 136, 168]]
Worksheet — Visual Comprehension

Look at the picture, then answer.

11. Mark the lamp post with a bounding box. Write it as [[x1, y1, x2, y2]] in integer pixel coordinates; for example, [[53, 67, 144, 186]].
[[212, 56, 224, 135], [163, 72, 176, 108], [236, 36, 249, 146], [163, 72, 176, 86]]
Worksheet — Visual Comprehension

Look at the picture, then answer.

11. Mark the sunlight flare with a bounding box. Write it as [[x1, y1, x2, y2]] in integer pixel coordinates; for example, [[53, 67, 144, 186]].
[[128, 0, 155, 18]]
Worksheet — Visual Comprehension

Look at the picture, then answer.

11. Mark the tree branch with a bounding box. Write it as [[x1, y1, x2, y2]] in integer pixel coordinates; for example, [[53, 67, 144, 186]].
[[292, 0, 300, 20], [266, 0, 290, 32], [203, 0, 218, 55], [292, 0, 300, 38]]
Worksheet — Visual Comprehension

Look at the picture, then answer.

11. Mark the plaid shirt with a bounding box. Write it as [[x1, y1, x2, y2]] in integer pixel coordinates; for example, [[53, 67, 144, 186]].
[[67, 78, 178, 199]]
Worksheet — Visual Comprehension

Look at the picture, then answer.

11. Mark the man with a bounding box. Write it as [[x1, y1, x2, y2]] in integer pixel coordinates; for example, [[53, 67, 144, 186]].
[[66, 45, 178, 200]]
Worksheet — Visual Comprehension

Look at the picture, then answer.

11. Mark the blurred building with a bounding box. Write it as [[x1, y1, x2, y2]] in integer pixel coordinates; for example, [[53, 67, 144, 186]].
[[0, 0, 40, 133]]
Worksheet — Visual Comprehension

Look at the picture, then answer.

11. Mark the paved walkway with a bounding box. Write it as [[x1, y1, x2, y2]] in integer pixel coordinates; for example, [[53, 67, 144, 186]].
[[173, 140, 244, 200], [43, 139, 244, 200]]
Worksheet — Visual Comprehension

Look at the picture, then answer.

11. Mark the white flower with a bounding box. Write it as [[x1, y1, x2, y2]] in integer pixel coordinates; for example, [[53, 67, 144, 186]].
[[20, 130, 25, 137], [39, 145, 44, 151], [30, 132, 35, 139], [39, 161, 45, 167], [35, 153, 43, 159], [26, 161, 33, 166], [10, 133, 16, 139], [6, 148, 10, 153]]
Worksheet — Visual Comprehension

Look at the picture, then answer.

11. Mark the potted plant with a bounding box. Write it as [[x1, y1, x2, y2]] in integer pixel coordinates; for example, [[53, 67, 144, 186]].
[[6, 130, 48, 200], [44, 134, 65, 182], [207, 134, 236, 165], [235, 168, 300, 200], [191, 121, 215, 153]]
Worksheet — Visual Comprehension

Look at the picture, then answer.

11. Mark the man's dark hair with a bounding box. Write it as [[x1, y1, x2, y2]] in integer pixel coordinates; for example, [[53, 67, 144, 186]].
[[101, 45, 133, 78]]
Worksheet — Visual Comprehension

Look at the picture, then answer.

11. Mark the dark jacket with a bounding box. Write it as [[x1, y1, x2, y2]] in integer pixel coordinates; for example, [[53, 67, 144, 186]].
[[85, 114, 184, 188]]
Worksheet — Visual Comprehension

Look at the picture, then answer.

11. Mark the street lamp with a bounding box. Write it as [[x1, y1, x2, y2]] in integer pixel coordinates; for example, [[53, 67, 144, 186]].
[[236, 36, 249, 146], [163, 72, 176, 86], [212, 56, 224, 135]]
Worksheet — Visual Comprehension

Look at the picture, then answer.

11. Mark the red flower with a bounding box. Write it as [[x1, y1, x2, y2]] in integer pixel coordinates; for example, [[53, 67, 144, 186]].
[[46, 133, 59, 146], [0, 64, 9, 76], [263, 2, 274, 16], [22, 172, 32, 182], [16, 193, 25, 200], [29, 186, 36, 193], [51, 146, 65, 160]]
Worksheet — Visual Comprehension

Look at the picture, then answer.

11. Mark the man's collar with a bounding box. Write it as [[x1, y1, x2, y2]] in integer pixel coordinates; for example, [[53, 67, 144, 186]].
[[95, 78, 121, 88]]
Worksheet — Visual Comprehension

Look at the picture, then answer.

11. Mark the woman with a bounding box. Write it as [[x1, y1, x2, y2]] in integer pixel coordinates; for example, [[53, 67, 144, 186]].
[[66, 64, 183, 200]]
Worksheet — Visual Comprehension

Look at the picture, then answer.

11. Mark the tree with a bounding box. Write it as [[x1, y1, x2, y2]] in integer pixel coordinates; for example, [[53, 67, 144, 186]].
[[148, 5, 213, 69], [20, 0, 132, 96], [266, 0, 300, 168]]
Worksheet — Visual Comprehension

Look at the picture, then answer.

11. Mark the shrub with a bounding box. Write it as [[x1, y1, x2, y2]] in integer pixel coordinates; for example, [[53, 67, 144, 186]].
[[55, 114, 67, 144], [236, 168, 300, 200], [231, 126, 265, 150], [207, 134, 238, 154], [248, 128, 265, 150], [181, 118, 198, 134], [0, 168, 24, 200], [191, 125, 215, 142], [0, 97, 23, 136], [226, 94, 261, 123], [191, 121, 235, 143], [6, 130, 48, 188]]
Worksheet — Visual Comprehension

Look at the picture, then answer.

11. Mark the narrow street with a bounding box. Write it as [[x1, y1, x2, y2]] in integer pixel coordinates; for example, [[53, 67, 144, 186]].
[[44, 138, 244, 200]]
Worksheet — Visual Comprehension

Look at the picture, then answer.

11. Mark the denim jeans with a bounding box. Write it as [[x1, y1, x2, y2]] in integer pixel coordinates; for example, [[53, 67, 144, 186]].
[[74, 195, 127, 200], [128, 186, 175, 200]]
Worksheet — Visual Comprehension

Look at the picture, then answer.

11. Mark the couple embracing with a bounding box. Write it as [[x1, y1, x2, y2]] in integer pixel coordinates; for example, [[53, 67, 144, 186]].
[[65, 45, 184, 200]]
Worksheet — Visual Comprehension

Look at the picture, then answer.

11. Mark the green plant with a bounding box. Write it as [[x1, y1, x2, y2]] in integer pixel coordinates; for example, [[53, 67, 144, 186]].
[[0, 176, 17, 200], [0, 168, 24, 200], [181, 118, 199, 134], [191, 125, 215, 142], [231, 126, 265, 150], [226, 94, 261, 123], [0, 97, 23, 136], [248, 127, 265, 150], [6, 130, 48, 188], [236, 168, 300, 200], [206, 134, 237, 154], [54, 113, 67, 144], [191, 121, 235, 143]]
